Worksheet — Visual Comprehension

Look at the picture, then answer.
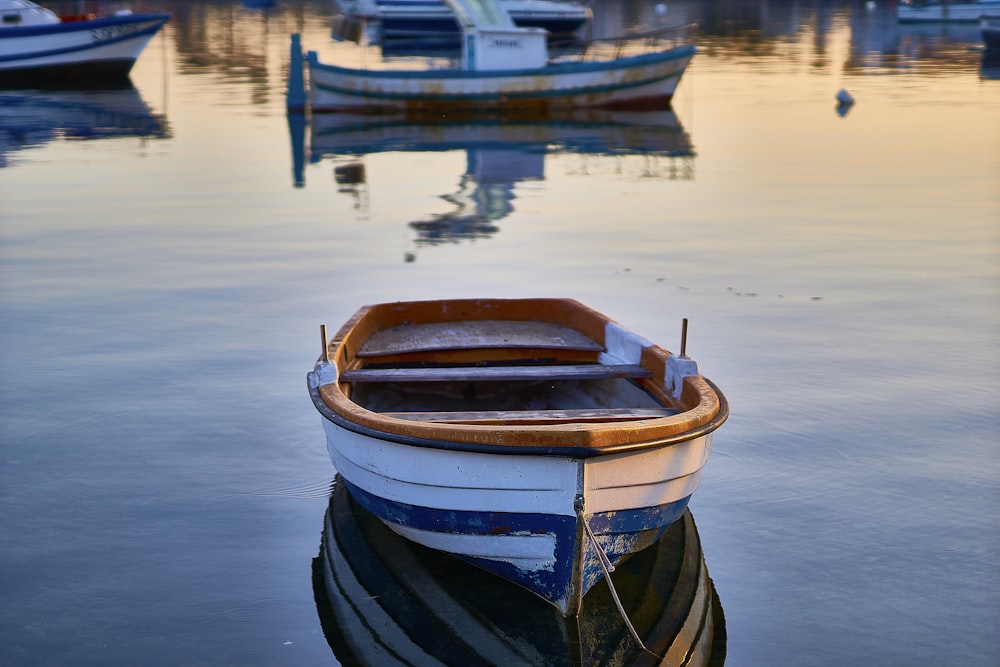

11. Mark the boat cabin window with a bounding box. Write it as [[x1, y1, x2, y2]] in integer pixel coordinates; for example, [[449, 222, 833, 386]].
[[3, 13, 22, 24]]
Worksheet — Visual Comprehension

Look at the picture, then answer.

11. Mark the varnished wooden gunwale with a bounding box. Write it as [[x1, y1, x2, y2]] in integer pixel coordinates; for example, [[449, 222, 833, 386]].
[[319, 298, 724, 451]]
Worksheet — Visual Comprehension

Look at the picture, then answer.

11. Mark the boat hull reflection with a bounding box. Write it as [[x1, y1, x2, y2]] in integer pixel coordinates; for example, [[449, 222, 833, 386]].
[[0, 85, 169, 167], [313, 476, 726, 666], [292, 111, 694, 255]]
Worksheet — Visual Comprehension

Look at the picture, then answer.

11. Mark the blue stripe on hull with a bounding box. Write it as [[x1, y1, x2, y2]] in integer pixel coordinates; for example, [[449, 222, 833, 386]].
[[0, 13, 170, 38], [341, 478, 580, 609], [0, 20, 166, 66], [340, 477, 693, 612]]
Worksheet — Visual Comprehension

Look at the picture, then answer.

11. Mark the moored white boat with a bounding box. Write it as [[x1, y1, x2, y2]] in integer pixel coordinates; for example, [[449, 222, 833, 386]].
[[897, 0, 1000, 22], [0, 0, 170, 85], [307, 298, 728, 616], [291, 25, 696, 113], [290, 0, 694, 113]]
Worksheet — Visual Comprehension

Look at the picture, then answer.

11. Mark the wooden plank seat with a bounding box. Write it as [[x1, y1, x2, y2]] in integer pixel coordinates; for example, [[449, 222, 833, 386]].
[[383, 407, 678, 424], [357, 320, 603, 357], [340, 364, 651, 383]]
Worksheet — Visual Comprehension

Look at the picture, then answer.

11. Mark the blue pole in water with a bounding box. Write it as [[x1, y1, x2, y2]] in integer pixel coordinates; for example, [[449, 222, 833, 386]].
[[287, 33, 306, 113]]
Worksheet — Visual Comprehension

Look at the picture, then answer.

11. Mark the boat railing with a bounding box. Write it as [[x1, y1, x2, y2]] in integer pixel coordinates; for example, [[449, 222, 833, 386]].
[[553, 23, 698, 63]]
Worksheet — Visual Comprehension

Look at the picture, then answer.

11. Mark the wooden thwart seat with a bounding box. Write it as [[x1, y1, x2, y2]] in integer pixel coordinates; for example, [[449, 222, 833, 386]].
[[383, 407, 678, 424], [357, 320, 604, 357], [340, 364, 651, 383]]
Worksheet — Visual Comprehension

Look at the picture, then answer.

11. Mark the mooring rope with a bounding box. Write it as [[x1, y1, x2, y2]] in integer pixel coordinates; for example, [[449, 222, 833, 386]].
[[576, 506, 663, 659]]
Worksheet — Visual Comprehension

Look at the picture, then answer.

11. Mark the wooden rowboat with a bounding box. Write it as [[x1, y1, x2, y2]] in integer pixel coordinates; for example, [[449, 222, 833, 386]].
[[307, 298, 728, 617]]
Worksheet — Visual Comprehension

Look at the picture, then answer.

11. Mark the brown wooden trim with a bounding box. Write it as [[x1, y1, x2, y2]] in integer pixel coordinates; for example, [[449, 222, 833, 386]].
[[316, 298, 725, 450]]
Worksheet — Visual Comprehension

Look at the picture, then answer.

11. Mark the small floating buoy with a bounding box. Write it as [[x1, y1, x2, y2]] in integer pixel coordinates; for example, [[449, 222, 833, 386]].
[[655, 3, 667, 17], [835, 88, 855, 116], [865, 0, 876, 11]]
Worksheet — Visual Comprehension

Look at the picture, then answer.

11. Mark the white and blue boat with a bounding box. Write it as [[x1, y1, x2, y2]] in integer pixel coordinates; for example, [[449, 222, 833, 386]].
[[291, 0, 696, 114], [307, 298, 728, 616], [897, 0, 1000, 22], [0, 0, 169, 86]]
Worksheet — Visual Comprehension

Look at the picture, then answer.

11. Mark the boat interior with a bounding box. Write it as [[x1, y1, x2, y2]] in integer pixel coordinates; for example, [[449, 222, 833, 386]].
[[338, 319, 682, 425]]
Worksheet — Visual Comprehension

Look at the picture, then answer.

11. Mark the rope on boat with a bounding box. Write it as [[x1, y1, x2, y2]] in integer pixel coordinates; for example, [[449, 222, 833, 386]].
[[577, 506, 664, 660]]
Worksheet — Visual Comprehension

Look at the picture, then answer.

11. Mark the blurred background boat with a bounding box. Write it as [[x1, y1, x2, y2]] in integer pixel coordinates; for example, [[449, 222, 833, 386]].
[[896, 0, 1000, 22], [0, 0, 170, 85]]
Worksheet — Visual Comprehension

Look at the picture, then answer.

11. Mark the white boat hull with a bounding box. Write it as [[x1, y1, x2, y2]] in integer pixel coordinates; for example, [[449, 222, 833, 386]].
[[305, 45, 694, 112], [311, 381, 714, 615], [0, 13, 169, 84]]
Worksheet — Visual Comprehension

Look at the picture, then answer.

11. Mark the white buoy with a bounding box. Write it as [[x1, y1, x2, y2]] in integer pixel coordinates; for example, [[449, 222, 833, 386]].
[[866, 1, 876, 10], [655, 3, 667, 17]]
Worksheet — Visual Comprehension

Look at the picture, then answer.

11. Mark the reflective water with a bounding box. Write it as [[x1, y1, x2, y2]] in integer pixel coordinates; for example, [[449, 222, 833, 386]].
[[1, 1, 998, 665]]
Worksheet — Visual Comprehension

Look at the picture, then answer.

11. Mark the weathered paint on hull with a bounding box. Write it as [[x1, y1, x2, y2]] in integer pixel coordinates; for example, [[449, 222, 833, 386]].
[[313, 387, 713, 616], [0, 14, 169, 84], [305, 45, 694, 113]]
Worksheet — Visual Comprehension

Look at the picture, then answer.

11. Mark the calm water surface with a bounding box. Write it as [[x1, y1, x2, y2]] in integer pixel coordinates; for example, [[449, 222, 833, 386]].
[[1, 1, 998, 665]]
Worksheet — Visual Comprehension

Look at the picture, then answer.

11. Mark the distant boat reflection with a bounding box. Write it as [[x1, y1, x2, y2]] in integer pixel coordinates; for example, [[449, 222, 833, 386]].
[[0, 85, 170, 168], [846, 2, 989, 73], [313, 476, 726, 666], [291, 111, 693, 257]]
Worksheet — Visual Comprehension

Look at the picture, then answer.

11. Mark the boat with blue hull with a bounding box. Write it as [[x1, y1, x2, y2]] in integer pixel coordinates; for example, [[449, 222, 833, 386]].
[[0, 0, 169, 85], [290, 0, 695, 113], [307, 298, 728, 616]]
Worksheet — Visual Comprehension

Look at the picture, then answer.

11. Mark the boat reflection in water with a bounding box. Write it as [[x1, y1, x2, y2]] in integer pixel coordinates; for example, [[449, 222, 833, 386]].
[[313, 476, 726, 666], [0, 85, 170, 168], [291, 111, 693, 258]]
